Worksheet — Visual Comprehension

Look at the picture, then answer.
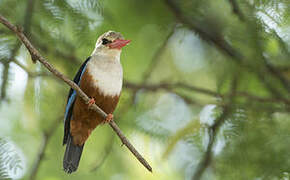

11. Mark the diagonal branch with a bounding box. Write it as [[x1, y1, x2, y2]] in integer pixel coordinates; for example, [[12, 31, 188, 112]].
[[0, 15, 152, 173]]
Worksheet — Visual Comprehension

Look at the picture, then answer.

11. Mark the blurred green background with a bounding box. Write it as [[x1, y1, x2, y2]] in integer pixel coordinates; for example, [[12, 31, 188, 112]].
[[0, 0, 290, 179]]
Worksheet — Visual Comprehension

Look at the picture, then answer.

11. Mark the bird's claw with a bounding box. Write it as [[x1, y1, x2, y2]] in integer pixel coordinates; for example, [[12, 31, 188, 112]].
[[105, 114, 113, 123], [88, 98, 95, 107]]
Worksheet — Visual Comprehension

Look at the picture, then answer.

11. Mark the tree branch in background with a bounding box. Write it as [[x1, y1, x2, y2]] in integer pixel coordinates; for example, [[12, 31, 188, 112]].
[[0, 43, 22, 102], [258, 15, 290, 57], [0, 62, 9, 101], [124, 81, 290, 105], [0, 14, 152, 173], [192, 76, 238, 180], [129, 25, 176, 104], [228, 0, 244, 21], [258, 8, 281, 26], [29, 117, 62, 180], [142, 25, 176, 82], [13, 60, 52, 78], [263, 59, 290, 92], [165, 0, 243, 60], [165, 0, 290, 94], [0, 0, 36, 103], [33, 40, 80, 65], [192, 106, 231, 180], [90, 136, 114, 172], [23, 0, 35, 37], [271, 29, 290, 57]]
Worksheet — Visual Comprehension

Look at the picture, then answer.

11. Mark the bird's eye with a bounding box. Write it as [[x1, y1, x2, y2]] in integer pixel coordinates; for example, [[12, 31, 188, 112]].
[[102, 38, 110, 45]]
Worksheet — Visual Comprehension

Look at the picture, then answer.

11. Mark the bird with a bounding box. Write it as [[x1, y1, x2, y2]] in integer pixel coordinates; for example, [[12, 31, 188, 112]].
[[62, 31, 130, 173]]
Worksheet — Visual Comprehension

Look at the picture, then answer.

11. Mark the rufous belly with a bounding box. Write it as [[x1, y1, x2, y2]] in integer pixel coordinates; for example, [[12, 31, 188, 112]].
[[70, 70, 120, 145]]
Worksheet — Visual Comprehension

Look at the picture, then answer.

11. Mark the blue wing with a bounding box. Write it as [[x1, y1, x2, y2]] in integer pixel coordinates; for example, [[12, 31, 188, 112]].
[[63, 57, 91, 145]]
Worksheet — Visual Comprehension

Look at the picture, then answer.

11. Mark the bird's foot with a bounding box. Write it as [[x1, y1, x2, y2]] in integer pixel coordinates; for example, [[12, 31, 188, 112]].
[[105, 114, 114, 123], [88, 98, 95, 107]]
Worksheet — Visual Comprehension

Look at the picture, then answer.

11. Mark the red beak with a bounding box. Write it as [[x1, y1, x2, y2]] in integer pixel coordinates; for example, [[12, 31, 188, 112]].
[[108, 39, 131, 49]]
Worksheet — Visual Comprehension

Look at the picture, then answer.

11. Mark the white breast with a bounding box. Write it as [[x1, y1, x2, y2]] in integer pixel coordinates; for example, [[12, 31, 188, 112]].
[[86, 55, 123, 97]]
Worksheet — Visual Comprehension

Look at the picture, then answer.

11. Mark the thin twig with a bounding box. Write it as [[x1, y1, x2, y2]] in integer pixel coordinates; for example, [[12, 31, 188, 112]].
[[130, 25, 176, 103], [90, 136, 114, 172], [23, 0, 35, 36], [192, 105, 231, 180], [109, 121, 152, 171], [270, 30, 290, 57], [0, 15, 152, 173], [258, 17, 290, 58], [29, 134, 48, 180], [263, 59, 290, 92], [29, 117, 62, 180], [258, 8, 281, 26], [13, 60, 52, 78], [124, 81, 290, 105], [228, 0, 244, 21], [277, 66, 290, 72], [173, 92, 201, 106], [192, 76, 238, 180], [142, 25, 176, 82], [0, 43, 21, 102], [0, 62, 9, 101]]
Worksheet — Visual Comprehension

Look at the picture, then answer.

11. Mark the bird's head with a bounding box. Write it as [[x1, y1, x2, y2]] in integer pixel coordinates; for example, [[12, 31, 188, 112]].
[[94, 31, 130, 52]]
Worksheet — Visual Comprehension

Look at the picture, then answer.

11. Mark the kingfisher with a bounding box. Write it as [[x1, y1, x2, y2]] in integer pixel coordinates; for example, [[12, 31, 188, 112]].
[[63, 31, 131, 173]]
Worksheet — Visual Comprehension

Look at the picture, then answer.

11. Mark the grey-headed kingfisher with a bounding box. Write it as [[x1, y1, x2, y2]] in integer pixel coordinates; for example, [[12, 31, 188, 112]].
[[63, 31, 130, 173]]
